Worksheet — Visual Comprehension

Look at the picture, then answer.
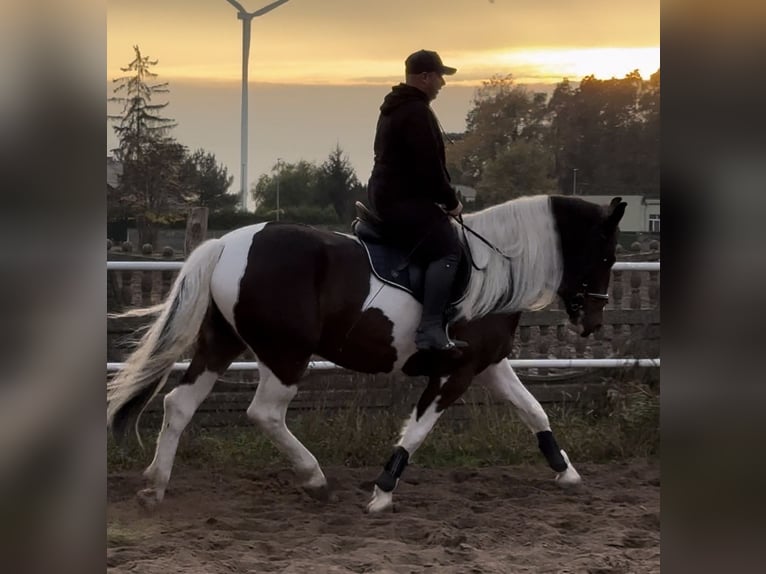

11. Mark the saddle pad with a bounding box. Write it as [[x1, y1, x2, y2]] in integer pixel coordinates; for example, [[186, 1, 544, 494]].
[[358, 239, 418, 295], [355, 237, 470, 307]]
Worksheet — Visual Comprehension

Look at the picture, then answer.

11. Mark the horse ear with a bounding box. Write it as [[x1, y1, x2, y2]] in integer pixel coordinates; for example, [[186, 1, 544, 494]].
[[604, 198, 627, 232]]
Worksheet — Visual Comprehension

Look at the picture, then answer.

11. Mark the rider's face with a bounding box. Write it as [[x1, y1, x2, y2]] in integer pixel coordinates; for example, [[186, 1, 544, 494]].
[[422, 72, 446, 101]]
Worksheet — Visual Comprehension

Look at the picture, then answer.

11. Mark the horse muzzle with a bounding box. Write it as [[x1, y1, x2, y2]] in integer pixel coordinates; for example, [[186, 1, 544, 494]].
[[566, 304, 604, 338]]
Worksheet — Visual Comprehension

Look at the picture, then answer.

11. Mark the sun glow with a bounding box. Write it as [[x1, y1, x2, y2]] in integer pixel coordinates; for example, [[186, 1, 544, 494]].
[[487, 47, 660, 83], [108, 31, 659, 87]]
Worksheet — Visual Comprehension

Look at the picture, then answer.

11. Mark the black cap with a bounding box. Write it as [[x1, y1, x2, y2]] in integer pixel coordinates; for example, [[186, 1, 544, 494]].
[[405, 50, 457, 76]]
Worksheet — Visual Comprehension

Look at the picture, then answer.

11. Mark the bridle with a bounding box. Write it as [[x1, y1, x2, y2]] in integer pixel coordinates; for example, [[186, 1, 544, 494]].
[[566, 281, 609, 315], [564, 255, 612, 316], [448, 212, 612, 315]]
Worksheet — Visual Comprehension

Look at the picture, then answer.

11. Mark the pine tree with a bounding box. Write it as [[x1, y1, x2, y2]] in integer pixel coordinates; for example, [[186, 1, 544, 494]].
[[108, 45, 184, 247], [109, 45, 176, 161], [316, 144, 360, 222]]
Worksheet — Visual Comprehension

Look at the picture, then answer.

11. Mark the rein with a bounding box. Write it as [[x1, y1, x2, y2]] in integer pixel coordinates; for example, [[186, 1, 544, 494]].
[[448, 213, 514, 271], [449, 212, 609, 305]]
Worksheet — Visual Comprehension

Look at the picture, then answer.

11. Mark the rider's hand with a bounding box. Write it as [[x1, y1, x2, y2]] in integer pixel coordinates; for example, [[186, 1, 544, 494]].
[[448, 201, 463, 217]]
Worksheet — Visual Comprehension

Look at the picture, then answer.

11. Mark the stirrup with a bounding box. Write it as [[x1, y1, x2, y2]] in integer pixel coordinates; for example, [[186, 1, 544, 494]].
[[415, 325, 468, 352], [416, 338, 468, 352]]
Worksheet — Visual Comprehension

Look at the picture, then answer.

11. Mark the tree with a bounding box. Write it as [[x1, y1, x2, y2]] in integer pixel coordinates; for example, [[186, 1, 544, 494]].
[[252, 160, 321, 216], [315, 144, 361, 222], [548, 70, 660, 196], [638, 70, 660, 198], [446, 74, 555, 204], [180, 149, 238, 214], [118, 138, 188, 247], [109, 45, 177, 162], [108, 45, 183, 246], [477, 141, 557, 206]]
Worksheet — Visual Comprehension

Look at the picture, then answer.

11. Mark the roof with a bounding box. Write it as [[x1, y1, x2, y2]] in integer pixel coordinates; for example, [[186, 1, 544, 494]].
[[454, 184, 476, 200]]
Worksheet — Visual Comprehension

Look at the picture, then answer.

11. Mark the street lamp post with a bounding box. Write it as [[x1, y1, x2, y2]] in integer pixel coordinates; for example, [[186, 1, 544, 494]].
[[572, 168, 578, 195], [275, 158, 284, 221], [276, 161, 281, 221]]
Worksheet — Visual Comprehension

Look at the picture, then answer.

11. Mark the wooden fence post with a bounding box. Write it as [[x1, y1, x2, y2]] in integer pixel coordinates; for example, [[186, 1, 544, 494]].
[[185, 207, 209, 257], [630, 272, 643, 309], [649, 271, 660, 307], [612, 270, 624, 308]]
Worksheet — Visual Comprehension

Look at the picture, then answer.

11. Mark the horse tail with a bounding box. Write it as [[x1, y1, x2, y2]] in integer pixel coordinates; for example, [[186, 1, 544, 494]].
[[107, 238, 226, 445]]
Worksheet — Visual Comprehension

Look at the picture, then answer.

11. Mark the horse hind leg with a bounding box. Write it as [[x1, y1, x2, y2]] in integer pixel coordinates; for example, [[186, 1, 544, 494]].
[[475, 358, 582, 488], [138, 305, 245, 508], [246, 364, 329, 500]]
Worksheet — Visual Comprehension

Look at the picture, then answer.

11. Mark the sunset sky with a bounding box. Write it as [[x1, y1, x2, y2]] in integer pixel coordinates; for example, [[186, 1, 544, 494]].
[[107, 0, 660, 207]]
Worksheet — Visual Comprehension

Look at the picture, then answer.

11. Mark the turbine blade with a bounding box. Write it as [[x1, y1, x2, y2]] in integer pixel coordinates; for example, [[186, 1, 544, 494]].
[[224, 0, 248, 14], [251, 0, 290, 18]]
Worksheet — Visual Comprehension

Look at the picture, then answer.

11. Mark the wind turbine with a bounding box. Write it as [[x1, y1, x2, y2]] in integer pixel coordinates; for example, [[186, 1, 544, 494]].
[[224, 0, 291, 211]]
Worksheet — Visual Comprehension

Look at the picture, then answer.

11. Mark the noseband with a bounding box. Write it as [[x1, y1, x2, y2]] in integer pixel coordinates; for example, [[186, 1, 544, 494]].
[[568, 282, 609, 314]]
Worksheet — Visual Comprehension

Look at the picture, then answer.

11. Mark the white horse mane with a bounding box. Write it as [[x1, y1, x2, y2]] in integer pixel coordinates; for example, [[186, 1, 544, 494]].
[[454, 195, 562, 321]]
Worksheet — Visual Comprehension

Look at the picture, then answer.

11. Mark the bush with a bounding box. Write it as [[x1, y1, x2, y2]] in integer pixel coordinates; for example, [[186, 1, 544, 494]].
[[121, 241, 133, 253], [141, 243, 153, 255], [107, 239, 113, 251], [281, 205, 340, 224], [630, 241, 642, 252], [649, 240, 659, 251], [206, 210, 270, 230], [162, 246, 174, 258]]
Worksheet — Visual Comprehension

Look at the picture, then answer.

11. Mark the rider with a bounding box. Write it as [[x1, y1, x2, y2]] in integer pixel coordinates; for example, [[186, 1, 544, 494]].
[[367, 49, 466, 352]]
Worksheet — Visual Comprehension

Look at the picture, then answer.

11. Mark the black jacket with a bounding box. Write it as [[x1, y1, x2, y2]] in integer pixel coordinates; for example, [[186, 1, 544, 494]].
[[368, 84, 459, 215]]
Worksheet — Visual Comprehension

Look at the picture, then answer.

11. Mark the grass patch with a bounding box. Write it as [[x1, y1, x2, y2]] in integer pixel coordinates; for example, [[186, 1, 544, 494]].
[[107, 523, 141, 546], [108, 379, 658, 472]]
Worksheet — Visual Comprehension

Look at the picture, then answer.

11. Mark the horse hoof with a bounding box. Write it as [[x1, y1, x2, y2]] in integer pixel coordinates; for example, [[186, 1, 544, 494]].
[[555, 469, 582, 488], [136, 488, 161, 509], [366, 485, 393, 513], [302, 484, 335, 503], [554, 449, 582, 488]]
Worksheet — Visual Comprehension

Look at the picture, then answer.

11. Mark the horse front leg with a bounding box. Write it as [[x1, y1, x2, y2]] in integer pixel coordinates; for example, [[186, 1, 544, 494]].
[[474, 358, 582, 487], [368, 370, 473, 513]]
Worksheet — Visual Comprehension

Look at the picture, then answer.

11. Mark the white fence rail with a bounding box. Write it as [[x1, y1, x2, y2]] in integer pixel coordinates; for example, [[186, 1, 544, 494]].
[[108, 261, 659, 272], [107, 260, 660, 372], [106, 358, 659, 373]]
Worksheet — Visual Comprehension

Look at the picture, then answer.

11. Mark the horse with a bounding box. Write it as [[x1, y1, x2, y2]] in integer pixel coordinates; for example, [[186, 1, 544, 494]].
[[107, 194, 626, 513]]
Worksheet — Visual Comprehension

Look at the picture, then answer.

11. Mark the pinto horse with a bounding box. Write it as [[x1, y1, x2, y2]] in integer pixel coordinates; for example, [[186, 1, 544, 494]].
[[107, 194, 626, 512]]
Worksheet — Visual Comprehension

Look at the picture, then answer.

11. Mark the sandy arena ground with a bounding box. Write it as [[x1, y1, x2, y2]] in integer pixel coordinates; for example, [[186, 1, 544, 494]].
[[108, 458, 659, 573]]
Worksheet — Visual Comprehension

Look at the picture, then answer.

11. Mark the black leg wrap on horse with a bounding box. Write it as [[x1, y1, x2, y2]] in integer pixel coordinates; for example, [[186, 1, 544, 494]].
[[375, 446, 410, 492], [537, 431, 568, 472]]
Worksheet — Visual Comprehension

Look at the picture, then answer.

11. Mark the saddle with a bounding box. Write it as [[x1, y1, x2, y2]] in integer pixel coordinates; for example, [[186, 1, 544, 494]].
[[350, 201, 470, 306]]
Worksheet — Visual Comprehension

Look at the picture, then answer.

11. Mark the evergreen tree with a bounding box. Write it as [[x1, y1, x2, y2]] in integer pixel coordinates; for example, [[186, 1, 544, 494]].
[[109, 45, 177, 162], [108, 45, 183, 247], [316, 144, 360, 222], [180, 149, 238, 214]]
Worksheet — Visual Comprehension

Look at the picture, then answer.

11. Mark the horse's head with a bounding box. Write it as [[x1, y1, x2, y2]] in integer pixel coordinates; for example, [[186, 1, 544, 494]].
[[555, 196, 627, 337]]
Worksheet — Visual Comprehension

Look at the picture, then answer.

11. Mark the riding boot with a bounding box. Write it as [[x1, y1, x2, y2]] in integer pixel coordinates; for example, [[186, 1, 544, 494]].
[[415, 254, 468, 351]]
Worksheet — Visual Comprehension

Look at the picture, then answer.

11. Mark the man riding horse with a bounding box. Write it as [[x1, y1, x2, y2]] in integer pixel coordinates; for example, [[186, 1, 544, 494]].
[[367, 49, 466, 352]]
